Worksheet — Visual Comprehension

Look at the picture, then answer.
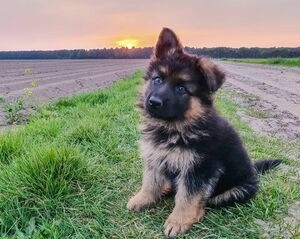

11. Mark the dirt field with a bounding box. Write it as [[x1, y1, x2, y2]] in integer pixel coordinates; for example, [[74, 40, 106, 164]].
[[0, 59, 148, 101], [218, 61, 300, 141], [0, 59, 148, 126], [0, 59, 299, 141]]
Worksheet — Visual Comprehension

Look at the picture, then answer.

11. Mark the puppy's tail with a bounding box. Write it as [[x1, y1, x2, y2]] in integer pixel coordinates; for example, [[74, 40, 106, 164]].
[[254, 159, 282, 174]]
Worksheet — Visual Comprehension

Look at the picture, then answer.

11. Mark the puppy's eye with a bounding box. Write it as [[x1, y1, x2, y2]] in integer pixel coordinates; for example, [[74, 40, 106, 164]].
[[175, 85, 187, 94], [153, 76, 163, 85]]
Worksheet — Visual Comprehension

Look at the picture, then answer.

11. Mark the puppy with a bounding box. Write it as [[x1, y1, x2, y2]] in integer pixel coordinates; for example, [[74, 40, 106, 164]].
[[127, 28, 281, 237]]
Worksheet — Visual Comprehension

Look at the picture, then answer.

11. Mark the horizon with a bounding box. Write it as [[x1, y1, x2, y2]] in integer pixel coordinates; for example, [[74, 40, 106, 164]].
[[1, 45, 300, 53], [1, 0, 300, 51]]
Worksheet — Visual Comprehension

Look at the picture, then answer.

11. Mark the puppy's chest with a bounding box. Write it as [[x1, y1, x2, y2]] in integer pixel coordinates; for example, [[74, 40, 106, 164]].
[[140, 137, 201, 173]]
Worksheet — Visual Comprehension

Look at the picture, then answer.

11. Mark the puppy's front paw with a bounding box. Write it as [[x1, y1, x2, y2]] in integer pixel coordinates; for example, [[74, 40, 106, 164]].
[[164, 208, 205, 237], [127, 192, 156, 212], [164, 219, 192, 237]]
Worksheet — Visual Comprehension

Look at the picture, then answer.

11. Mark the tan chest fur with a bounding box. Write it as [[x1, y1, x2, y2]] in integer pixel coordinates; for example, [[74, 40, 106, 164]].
[[139, 138, 201, 174]]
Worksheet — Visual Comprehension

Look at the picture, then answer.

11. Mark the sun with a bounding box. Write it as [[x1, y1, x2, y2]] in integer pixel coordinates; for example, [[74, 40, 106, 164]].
[[116, 38, 139, 49]]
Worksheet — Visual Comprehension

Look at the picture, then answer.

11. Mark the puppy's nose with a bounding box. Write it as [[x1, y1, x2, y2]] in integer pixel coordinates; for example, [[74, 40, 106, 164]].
[[149, 96, 163, 108]]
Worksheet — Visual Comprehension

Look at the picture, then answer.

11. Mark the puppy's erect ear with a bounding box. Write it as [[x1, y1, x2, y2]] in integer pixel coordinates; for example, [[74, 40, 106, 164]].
[[198, 57, 225, 93], [155, 28, 183, 59]]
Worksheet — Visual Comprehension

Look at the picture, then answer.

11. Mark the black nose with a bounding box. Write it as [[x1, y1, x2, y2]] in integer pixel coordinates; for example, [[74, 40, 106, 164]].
[[148, 96, 163, 109]]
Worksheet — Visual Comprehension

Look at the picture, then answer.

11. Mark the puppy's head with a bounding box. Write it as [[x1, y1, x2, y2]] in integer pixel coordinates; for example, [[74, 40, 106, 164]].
[[140, 28, 225, 123]]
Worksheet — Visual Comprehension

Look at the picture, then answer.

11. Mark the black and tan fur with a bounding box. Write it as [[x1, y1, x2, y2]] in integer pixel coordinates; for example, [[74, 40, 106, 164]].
[[127, 28, 281, 237]]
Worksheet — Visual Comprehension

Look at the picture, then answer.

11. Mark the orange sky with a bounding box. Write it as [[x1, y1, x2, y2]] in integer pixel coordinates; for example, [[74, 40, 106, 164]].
[[0, 0, 299, 50]]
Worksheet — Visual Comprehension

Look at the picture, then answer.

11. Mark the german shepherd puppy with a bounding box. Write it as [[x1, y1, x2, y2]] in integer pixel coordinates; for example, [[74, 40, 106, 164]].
[[127, 28, 281, 237]]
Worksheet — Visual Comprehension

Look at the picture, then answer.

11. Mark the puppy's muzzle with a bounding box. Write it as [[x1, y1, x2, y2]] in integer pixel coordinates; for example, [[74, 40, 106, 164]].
[[148, 96, 163, 109]]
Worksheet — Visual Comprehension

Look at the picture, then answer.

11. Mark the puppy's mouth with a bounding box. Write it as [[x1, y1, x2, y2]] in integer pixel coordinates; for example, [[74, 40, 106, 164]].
[[145, 106, 176, 121], [146, 107, 164, 118]]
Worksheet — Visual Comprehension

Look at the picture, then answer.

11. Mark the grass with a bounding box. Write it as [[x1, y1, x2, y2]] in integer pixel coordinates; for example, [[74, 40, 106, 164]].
[[0, 71, 299, 238], [2, 98, 26, 125], [222, 58, 300, 67]]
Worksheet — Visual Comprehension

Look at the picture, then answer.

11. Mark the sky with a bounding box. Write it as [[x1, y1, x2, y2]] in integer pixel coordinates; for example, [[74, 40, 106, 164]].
[[0, 0, 299, 51]]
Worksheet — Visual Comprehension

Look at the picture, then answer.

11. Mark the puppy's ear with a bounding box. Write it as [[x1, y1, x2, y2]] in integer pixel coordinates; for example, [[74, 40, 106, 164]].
[[197, 57, 225, 93], [155, 28, 183, 59]]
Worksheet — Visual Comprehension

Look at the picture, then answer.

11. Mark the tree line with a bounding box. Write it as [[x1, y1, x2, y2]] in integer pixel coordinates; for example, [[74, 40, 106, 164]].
[[0, 47, 299, 59]]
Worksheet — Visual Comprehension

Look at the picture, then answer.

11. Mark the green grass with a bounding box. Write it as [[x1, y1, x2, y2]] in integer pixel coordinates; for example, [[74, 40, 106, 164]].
[[0, 71, 299, 238], [223, 58, 300, 67]]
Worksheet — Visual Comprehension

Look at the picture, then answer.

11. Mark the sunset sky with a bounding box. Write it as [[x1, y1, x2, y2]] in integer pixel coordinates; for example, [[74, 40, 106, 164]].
[[1, 0, 299, 51]]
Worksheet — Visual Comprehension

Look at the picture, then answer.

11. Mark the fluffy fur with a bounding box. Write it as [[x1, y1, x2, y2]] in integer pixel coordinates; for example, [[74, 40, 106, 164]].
[[127, 28, 281, 237]]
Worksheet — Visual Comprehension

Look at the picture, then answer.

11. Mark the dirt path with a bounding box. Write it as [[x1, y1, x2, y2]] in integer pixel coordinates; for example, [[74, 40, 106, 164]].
[[217, 61, 300, 141], [0, 59, 299, 141]]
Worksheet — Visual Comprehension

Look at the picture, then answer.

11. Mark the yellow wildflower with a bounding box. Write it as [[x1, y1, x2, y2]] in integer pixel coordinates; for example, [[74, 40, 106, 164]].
[[31, 81, 37, 87], [24, 68, 31, 74]]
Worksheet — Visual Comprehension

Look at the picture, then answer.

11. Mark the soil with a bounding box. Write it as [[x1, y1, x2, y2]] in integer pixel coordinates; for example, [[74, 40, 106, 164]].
[[217, 61, 300, 141], [0, 59, 148, 126]]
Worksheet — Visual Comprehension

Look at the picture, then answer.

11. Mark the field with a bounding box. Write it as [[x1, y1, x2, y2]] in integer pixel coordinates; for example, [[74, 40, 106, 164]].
[[0, 59, 148, 101], [0, 70, 299, 238], [0, 59, 148, 126], [223, 58, 300, 67], [217, 60, 300, 141]]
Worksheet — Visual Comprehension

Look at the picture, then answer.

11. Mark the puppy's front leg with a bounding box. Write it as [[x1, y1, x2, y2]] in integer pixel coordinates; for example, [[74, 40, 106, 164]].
[[164, 178, 206, 237], [127, 165, 165, 212], [164, 165, 223, 237]]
